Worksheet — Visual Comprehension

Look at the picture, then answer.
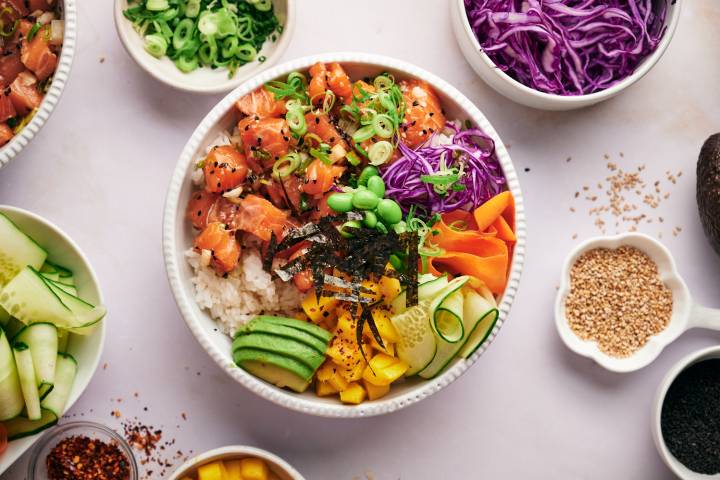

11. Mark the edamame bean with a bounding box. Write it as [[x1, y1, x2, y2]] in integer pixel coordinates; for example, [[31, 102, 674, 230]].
[[352, 189, 379, 210], [393, 220, 407, 234], [338, 220, 362, 238], [377, 198, 402, 224], [375, 222, 388, 234], [358, 165, 380, 186], [327, 192, 354, 213], [363, 211, 378, 228], [366, 175, 386, 198]]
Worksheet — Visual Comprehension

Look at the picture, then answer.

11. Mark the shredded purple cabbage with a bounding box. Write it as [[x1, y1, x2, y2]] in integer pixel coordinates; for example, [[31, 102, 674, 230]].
[[465, 0, 667, 95], [382, 123, 506, 216]]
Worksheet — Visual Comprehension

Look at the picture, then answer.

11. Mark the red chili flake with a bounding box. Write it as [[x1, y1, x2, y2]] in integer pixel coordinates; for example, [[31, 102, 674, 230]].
[[46, 435, 131, 480]]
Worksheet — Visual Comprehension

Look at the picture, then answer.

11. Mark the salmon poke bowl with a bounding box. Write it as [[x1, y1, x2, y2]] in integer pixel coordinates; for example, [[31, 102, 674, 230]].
[[0, 0, 77, 168], [163, 53, 525, 417]]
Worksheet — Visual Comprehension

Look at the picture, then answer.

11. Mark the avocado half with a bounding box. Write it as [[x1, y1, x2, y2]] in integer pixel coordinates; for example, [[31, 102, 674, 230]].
[[232, 316, 333, 393], [697, 133, 720, 256]]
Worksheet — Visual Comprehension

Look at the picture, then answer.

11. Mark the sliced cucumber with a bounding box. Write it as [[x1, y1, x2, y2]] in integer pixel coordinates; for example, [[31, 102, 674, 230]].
[[390, 289, 407, 315], [4, 316, 25, 340], [48, 279, 78, 297], [57, 329, 70, 352], [42, 277, 104, 335], [5, 408, 58, 440], [0, 326, 24, 421], [459, 289, 499, 358], [39, 263, 58, 275], [41, 353, 77, 416], [418, 274, 449, 300], [14, 323, 58, 396], [0, 213, 47, 286], [390, 299, 436, 376], [419, 287, 499, 379], [13, 342, 41, 420], [0, 267, 74, 328], [41, 272, 61, 282], [429, 277, 469, 343], [0, 305, 9, 327]]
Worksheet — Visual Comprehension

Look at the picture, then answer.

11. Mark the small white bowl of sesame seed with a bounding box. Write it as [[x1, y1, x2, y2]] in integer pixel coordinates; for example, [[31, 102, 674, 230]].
[[554, 233, 720, 373]]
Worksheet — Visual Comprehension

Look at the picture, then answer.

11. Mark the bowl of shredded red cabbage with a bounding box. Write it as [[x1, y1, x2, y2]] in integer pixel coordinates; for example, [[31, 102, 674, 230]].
[[455, 0, 680, 107]]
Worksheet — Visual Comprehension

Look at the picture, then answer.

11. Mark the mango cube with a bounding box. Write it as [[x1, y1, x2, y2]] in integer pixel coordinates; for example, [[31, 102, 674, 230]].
[[338, 359, 366, 383], [340, 382, 367, 404], [197, 461, 227, 480], [379, 276, 402, 304], [370, 308, 400, 343], [302, 291, 338, 323], [224, 460, 242, 480], [240, 458, 268, 480], [316, 380, 339, 397], [363, 379, 390, 400], [363, 354, 409, 386]]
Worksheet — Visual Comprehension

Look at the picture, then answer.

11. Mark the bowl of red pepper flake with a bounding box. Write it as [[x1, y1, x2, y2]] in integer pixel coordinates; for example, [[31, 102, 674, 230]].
[[27, 421, 138, 480]]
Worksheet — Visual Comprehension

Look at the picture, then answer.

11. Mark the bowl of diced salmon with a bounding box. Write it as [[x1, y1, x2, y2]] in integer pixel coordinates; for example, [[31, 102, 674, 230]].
[[0, 0, 77, 168]]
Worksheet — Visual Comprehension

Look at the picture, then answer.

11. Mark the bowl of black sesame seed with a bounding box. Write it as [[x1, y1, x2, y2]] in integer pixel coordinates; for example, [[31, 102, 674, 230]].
[[653, 346, 720, 479]]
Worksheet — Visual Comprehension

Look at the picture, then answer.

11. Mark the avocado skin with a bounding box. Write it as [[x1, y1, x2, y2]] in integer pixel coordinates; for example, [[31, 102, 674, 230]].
[[697, 133, 720, 256]]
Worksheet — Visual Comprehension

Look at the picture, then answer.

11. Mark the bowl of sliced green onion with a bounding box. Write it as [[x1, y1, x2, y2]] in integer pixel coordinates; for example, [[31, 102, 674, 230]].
[[114, 0, 294, 94]]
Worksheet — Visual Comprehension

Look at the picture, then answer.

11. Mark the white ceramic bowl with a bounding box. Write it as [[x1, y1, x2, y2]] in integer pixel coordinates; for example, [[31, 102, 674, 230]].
[[163, 52, 526, 417], [555, 233, 720, 373], [652, 346, 720, 480], [0, 0, 77, 168], [114, 0, 295, 94], [169, 445, 305, 480], [0, 206, 105, 474], [451, 0, 682, 110]]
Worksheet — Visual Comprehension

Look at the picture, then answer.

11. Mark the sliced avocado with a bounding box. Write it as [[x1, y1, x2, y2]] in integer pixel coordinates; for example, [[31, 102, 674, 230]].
[[698, 133, 720, 256], [239, 360, 311, 393], [232, 333, 325, 371], [237, 320, 329, 354], [234, 348, 313, 392], [253, 315, 333, 343]]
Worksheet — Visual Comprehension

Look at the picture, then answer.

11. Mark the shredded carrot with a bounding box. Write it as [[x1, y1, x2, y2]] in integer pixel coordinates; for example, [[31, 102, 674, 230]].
[[426, 191, 516, 294]]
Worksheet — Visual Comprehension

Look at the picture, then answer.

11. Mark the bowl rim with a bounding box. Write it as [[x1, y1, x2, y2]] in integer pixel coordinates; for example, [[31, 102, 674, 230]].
[[112, 0, 296, 95], [162, 52, 526, 417], [0, 205, 106, 474], [0, 0, 77, 169], [27, 421, 139, 480], [453, 0, 682, 104], [651, 345, 720, 480], [168, 445, 305, 480]]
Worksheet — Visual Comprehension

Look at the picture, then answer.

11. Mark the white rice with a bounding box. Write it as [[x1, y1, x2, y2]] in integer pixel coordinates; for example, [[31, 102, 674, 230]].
[[186, 247, 305, 336]]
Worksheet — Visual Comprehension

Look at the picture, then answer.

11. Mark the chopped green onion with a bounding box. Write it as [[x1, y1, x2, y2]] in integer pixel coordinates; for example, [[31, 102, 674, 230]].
[[322, 90, 336, 114], [286, 108, 307, 136], [372, 114, 395, 138], [221, 36, 239, 57], [310, 143, 332, 164], [352, 125, 375, 144], [346, 151, 361, 167], [359, 107, 377, 125], [236, 43, 257, 62], [173, 18, 194, 50], [198, 42, 218, 65], [185, 0, 201, 18], [145, 33, 168, 58], [175, 54, 199, 72], [448, 220, 468, 232], [198, 9, 236, 38], [373, 75, 394, 91], [27, 23, 42, 42], [420, 172, 460, 186], [146, 0, 169, 12], [273, 152, 301, 178], [368, 141, 393, 166], [249, 0, 273, 12]]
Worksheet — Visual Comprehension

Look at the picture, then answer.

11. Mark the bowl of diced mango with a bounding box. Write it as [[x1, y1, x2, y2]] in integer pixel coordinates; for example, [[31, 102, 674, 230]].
[[169, 445, 305, 480]]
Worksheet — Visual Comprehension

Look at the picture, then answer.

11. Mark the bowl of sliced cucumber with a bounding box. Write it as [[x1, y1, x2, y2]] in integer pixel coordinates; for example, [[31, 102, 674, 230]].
[[0, 206, 106, 475]]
